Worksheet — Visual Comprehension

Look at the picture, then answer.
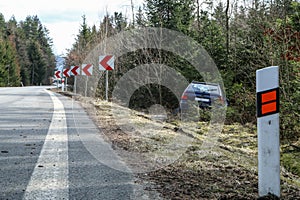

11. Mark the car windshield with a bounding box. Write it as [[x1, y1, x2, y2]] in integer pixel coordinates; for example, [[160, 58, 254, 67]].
[[191, 84, 220, 95]]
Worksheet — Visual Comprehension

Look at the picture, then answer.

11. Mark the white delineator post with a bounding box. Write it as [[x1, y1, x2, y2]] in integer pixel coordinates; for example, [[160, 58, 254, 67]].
[[61, 78, 65, 92], [256, 66, 280, 197]]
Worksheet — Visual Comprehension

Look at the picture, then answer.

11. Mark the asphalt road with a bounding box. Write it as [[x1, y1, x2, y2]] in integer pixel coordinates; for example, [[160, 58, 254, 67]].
[[0, 86, 139, 200]]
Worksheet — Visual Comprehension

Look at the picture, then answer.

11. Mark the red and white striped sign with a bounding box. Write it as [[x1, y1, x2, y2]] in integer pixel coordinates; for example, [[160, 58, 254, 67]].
[[70, 66, 80, 76], [82, 64, 93, 76], [99, 55, 114, 71], [63, 68, 70, 78], [70, 65, 80, 76], [54, 70, 61, 79]]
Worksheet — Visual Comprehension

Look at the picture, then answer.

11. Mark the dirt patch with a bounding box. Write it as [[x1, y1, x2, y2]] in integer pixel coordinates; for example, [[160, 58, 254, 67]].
[[54, 90, 300, 199]]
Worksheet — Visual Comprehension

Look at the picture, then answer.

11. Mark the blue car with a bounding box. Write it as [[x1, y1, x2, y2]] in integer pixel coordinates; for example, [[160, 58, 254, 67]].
[[180, 81, 227, 111]]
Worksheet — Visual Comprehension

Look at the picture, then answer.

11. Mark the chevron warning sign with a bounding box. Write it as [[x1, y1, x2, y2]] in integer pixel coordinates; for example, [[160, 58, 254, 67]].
[[70, 65, 80, 76], [82, 64, 93, 76], [99, 55, 114, 71], [54, 70, 61, 79], [63, 68, 70, 78]]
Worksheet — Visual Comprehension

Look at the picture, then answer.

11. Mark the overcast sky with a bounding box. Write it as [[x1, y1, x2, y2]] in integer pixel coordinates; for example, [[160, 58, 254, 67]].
[[0, 0, 143, 56]]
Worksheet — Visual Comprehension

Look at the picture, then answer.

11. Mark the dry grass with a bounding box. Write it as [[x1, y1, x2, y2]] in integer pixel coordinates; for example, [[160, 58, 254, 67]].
[[55, 90, 300, 199]]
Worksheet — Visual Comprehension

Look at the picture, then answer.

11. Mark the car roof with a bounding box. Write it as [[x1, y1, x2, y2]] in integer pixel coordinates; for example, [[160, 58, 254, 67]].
[[190, 81, 220, 86]]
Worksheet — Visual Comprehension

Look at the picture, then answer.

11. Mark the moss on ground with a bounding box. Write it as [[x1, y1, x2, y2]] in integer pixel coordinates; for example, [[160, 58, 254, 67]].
[[281, 149, 300, 177]]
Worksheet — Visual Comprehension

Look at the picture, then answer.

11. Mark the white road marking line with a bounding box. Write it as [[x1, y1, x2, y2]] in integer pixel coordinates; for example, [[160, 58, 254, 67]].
[[23, 90, 69, 200]]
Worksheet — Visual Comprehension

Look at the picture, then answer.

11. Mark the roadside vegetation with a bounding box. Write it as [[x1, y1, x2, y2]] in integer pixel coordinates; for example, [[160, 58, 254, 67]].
[[54, 91, 300, 199], [64, 0, 300, 188], [65, 0, 299, 145]]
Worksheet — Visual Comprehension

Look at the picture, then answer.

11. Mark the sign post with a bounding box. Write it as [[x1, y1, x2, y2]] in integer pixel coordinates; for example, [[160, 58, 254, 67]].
[[82, 64, 93, 97], [61, 78, 65, 92], [63, 68, 70, 92], [70, 65, 80, 94], [256, 66, 280, 198], [99, 55, 114, 101]]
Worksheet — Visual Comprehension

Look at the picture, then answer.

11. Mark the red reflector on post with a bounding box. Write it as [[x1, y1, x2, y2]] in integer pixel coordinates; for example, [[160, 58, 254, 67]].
[[262, 102, 277, 115], [261, 90, 277, 103], [257, 88, 279, 117]]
